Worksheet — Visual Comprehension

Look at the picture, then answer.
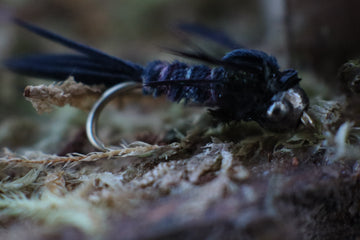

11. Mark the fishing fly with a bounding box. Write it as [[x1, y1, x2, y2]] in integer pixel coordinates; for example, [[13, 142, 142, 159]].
[[4, 19, 313, 151]]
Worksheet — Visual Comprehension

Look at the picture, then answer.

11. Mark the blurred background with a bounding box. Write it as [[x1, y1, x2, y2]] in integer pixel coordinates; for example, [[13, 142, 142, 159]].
[[0, 0, 359, 153]]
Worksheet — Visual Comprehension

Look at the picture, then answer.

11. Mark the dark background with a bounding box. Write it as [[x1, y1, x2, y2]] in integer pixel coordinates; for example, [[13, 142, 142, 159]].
[[0, 0, 360, 151]]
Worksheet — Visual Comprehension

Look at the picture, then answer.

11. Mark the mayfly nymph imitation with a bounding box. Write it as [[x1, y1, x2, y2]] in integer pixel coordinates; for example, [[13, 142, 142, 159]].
[[5, 19, 313, 151]]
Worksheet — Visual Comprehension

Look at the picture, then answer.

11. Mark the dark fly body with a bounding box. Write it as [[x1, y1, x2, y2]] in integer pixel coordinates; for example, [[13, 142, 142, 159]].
[[4, 19, 311, 132]]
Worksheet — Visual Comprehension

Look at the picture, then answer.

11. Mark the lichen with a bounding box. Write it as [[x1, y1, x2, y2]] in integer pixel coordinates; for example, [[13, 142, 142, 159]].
[[24, 77, 104, 113]]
